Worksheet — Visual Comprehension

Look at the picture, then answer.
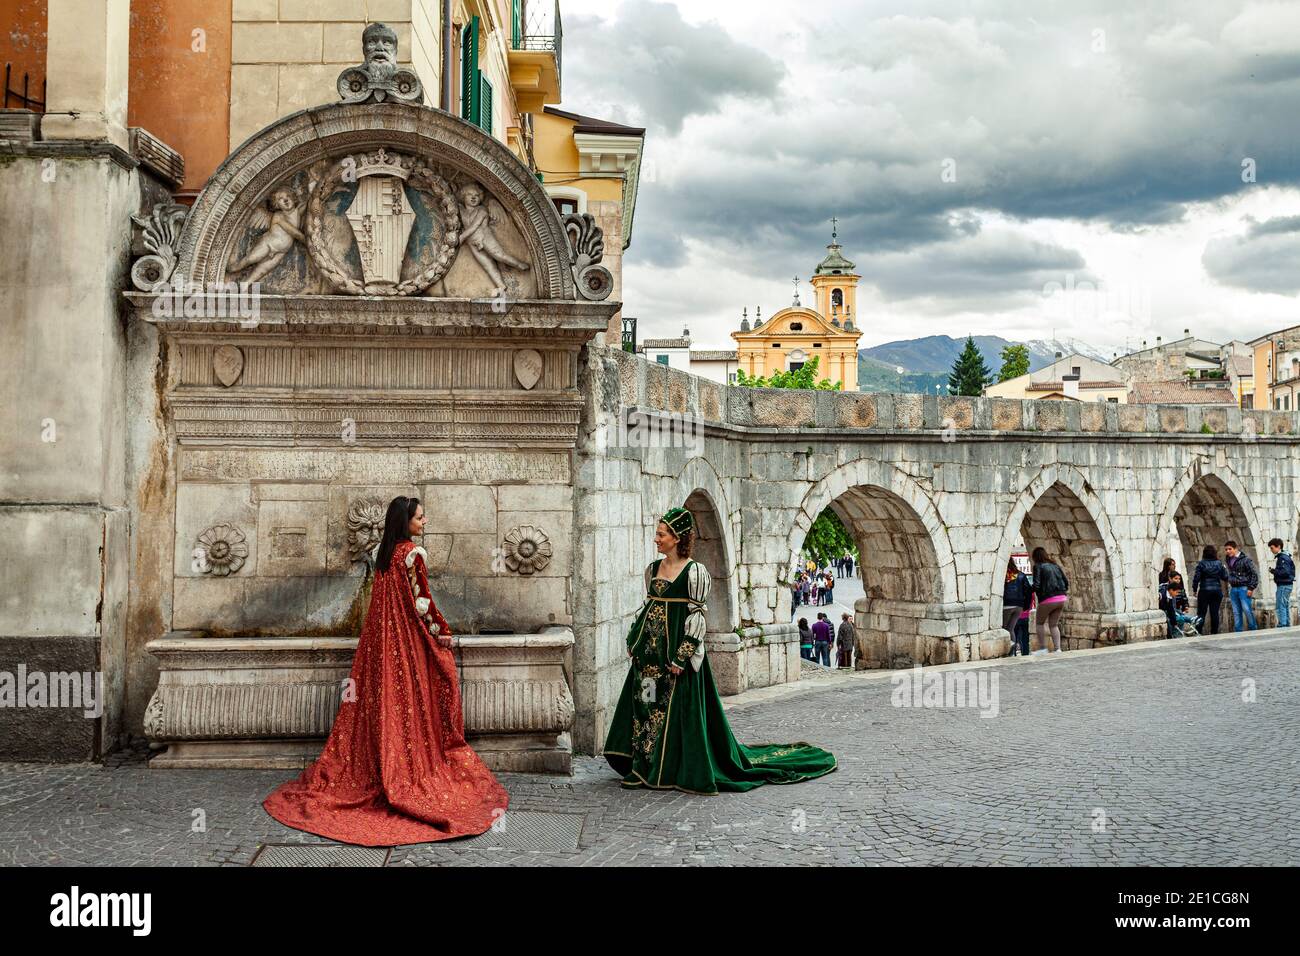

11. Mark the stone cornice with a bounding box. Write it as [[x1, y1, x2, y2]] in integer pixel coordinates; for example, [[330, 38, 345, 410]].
[[125, 293, 616, 337]]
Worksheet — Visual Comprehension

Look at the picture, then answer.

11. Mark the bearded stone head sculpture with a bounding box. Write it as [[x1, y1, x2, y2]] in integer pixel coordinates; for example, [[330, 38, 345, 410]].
[[361, 22, 399, 81], [337, 22, 423, 105]]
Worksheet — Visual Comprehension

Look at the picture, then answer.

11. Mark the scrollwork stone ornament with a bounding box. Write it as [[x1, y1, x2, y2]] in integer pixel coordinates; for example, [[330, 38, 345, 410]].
[[502, 525, 553, 575], [336, 22, 423, 106], [130, 202, 189, 291], [195, 524, 249, 577], [143, 691, 164, 740], [346, 497, 387, 564], [563, 212, 613, 301]]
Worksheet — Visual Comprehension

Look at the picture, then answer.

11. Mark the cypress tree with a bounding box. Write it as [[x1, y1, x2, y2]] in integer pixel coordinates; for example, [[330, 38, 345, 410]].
[[948, 336, 993, 396]]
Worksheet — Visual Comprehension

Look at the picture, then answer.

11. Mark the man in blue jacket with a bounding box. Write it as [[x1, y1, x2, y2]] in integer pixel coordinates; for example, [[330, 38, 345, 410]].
[[1224, 541, 1259, 632], [1269, 538, 1294, 628]]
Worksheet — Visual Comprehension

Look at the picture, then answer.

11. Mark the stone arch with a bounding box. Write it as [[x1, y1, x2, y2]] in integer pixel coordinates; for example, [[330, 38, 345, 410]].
[[174, 101, 575, 298], [786, 458, 958, 607], [990, 465, 1124, 646], [674, 457, 737, 635], [1152, 460, 1270, 619]]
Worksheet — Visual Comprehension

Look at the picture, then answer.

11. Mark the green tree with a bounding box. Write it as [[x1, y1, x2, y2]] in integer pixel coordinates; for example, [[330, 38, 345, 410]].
[[998, 343, 1031, 382], [802, 508, 856, 566], [735, 354, 841, 391], [948, 336, 993, 396]]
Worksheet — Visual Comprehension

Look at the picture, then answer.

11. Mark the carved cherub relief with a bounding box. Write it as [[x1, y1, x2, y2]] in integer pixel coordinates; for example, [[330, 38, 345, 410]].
[[456, 182, 530, 296], [226, 181, 310, 284]]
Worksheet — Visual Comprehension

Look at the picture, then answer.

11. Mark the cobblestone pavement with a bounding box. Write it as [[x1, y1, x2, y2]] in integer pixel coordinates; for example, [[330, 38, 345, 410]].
[[2, 629, 1298, 866]]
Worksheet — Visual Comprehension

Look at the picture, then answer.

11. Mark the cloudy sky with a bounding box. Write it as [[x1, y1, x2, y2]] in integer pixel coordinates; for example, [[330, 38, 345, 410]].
[[556, 0, 1300, 354]]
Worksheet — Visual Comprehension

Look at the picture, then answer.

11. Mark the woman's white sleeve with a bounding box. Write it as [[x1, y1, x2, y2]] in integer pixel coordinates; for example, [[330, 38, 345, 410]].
[[684, 561, 710, 672]]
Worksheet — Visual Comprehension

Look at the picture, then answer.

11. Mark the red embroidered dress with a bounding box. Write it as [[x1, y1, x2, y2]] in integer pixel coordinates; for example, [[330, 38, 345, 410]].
[[263, 539, 508, 845]]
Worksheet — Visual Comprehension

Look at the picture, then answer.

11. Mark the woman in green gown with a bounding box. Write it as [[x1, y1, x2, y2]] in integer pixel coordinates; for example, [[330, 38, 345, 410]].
[[604, 506, 837, 794]]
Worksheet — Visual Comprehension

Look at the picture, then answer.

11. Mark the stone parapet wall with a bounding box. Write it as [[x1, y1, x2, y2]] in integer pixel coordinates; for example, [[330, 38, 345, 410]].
[[598, 343, 1298, 439]]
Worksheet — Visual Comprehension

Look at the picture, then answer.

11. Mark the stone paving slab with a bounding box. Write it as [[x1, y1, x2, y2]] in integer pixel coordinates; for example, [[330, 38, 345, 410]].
[[1, 629, 1297, 867]]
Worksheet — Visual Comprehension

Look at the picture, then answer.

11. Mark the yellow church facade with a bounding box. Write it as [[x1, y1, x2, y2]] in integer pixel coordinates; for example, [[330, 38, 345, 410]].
[[731, 230, 863, 391]]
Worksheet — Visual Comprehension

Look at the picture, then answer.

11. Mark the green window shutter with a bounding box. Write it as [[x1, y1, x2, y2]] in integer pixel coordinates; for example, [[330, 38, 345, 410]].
[[478, 74, 493, 133], [511, 0, 521, 48], [460, 16, 480, 124]]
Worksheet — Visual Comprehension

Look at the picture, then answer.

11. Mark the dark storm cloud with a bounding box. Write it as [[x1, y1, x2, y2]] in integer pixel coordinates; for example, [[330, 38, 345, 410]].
[[560, 2, 784, 135], [863, 229, 1092, 300], [1202, 214, 1300, 294], [561, 1, 1300, 310]]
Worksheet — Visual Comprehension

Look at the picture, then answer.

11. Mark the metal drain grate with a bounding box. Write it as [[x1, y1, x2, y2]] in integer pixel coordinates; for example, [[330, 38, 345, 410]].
[[250, 844, 391, 867], [462, 811, 583, 852]]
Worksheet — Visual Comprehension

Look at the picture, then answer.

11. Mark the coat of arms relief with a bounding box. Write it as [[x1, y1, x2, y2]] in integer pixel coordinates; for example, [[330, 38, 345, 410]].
[[131, 22, 611, 302], [224, 148, 534, 299], [221, 22, 533, 299]]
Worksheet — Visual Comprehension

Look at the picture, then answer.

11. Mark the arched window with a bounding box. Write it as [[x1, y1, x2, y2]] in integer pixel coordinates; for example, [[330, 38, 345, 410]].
[[831, 288, 843, 309]]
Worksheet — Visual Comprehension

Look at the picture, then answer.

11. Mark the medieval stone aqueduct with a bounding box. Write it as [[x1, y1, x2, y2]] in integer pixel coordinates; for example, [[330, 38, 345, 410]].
[[575, 346, 1297, 751]]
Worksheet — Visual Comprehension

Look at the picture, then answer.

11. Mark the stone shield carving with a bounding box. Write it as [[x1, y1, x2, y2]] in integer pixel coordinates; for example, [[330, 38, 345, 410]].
[[213, 345, 244, 387], [513, 349, 543, 390]]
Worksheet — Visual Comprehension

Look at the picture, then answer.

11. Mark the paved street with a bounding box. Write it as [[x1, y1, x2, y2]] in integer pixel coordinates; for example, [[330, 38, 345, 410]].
[[2, 628, 1298, 866]]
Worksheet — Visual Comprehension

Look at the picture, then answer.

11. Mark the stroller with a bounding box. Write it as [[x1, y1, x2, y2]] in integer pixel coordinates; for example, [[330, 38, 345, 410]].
[[1162, 584, 1201, 638], [1171, 612, 1203, 638]]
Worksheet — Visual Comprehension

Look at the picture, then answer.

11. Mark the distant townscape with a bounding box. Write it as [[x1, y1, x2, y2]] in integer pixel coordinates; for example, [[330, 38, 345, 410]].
[[628, 234, 1296, 411]]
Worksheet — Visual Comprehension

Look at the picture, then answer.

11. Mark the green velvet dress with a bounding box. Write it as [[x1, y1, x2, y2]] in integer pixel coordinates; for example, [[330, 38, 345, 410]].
[[604, 557, 837, 794]]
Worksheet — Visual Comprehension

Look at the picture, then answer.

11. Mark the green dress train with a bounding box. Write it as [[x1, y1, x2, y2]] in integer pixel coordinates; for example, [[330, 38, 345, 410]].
[[604, 557, 837, 794]]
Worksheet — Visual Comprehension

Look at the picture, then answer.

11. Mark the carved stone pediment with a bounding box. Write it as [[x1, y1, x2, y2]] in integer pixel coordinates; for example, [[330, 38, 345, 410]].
[[161, 103, 579, 301]]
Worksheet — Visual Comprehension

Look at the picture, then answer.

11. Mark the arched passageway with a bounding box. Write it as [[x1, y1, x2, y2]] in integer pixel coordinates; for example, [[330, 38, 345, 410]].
[[683, 488, 734, 635], [1017, 480, 1117, 649], [1163, 475, 1263, 629], [791, 484, 953, 669]]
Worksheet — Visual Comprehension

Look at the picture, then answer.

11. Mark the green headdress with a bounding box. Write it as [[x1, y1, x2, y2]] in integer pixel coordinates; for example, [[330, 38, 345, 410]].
[[661, 507, 694, 538]]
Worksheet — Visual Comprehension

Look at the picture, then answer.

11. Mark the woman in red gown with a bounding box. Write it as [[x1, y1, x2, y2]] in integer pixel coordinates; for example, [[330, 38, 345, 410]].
[[263, 496, 508, 845]]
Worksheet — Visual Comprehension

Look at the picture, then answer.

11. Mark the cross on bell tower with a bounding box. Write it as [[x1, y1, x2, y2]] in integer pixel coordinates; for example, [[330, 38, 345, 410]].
[[792, 275, 801, 307], [810, 217, 858, 323]]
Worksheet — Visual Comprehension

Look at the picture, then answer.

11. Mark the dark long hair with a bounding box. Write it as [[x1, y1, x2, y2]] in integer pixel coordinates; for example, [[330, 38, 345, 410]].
[[375, 496, 420, 572], [1202, 544, 1218, 561], [1030, 547, 1052, 567]]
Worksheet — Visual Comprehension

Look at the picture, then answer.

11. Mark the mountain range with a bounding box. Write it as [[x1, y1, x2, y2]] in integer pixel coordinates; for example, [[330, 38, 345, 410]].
[[857, 334, 1113, 393]]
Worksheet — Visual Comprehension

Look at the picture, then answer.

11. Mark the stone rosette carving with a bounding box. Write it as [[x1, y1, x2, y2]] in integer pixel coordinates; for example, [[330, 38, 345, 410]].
[[195, 524, 249, 576], [130, 202, 189, 291], [336, 22, 423, 106], [501, 525, 553, 575], [346, 497, 386, 563], [564, 213, 613, 301]]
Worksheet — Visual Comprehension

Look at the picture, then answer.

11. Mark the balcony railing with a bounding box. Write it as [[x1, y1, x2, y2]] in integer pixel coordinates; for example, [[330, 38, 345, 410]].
[[514, 0, 563, 87], [3, 63, 45, 112]]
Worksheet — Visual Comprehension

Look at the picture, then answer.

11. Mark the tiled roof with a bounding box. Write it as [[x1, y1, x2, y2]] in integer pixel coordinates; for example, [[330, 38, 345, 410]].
[[690, 350, 738, 361], [1026, 381, 1126, 391], [543, 107, 646, 136], [1129, 383, 1236, 405], [642, 338, 689, 348]]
